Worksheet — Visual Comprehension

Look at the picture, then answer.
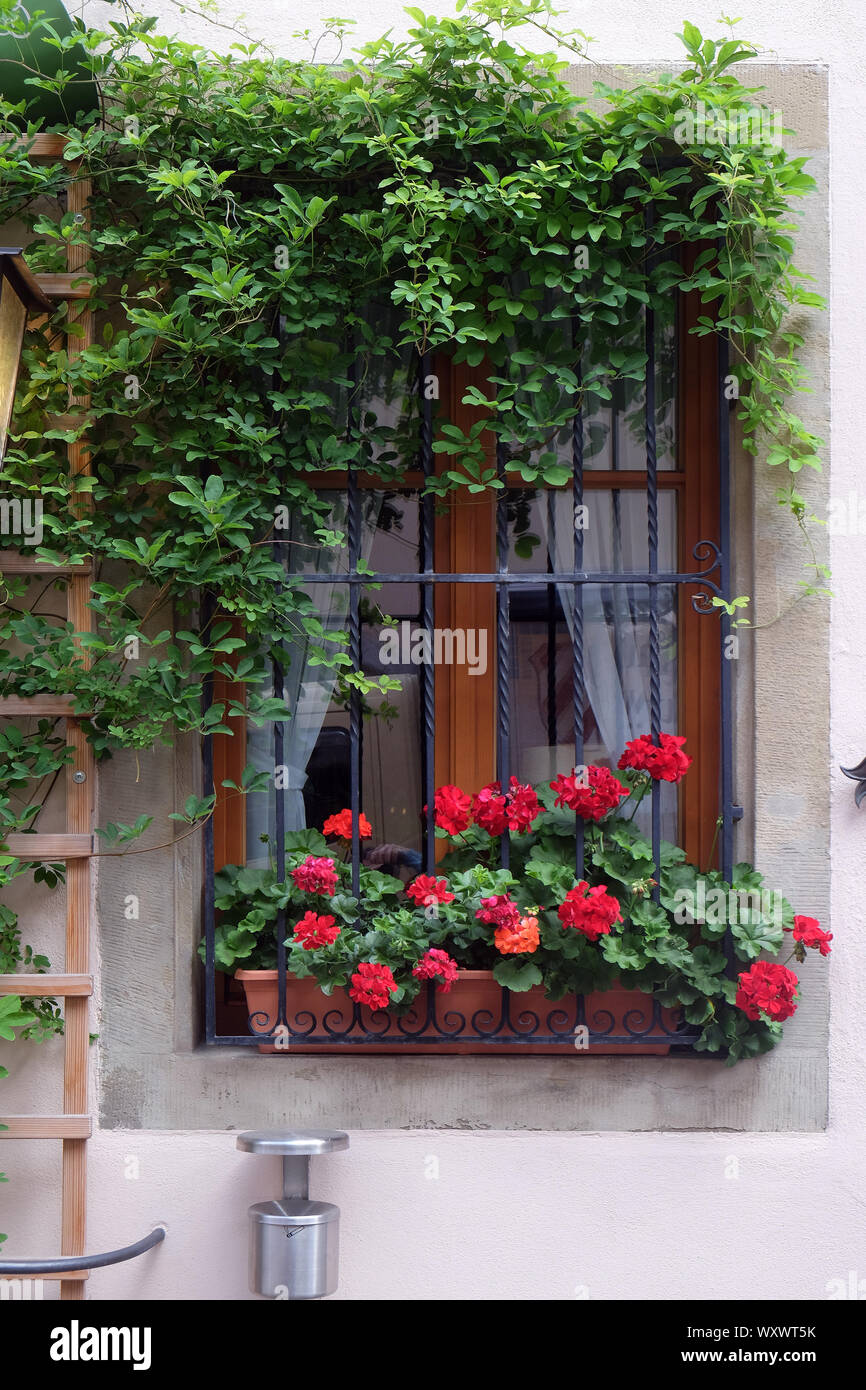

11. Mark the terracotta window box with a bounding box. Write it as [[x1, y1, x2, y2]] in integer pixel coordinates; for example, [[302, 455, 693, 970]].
[[235, 968, 689, 1056]]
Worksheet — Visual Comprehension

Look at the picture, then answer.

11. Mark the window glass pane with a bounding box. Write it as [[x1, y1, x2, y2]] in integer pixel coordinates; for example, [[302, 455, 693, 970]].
[[359, 492, 422, 864], [245, 492, 423, 873], [508, 584, 678, 843], [276, 300, 420, 484], [507, 490, 679, 842], [493, 297, 677, 476], [582, 307, 677, 470], [355, 302, 423, 482], [506, 488, 677, 574]]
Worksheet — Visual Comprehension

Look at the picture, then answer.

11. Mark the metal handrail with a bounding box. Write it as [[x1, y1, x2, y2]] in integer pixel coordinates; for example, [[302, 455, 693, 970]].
[[0, 1225, 165, 1275]]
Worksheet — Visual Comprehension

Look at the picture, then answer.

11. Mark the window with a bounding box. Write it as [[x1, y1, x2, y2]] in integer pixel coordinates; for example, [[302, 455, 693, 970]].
[[205, 254, 733, 1046]]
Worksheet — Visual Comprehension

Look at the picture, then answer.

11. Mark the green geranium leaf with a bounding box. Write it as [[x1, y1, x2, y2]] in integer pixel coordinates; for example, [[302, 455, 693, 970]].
[[731, 916, 785, 961], [492, 958, 543, 991]]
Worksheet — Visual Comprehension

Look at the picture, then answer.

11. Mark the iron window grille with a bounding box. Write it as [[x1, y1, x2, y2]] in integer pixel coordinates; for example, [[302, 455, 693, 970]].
[[202, 296, 735, 1053]]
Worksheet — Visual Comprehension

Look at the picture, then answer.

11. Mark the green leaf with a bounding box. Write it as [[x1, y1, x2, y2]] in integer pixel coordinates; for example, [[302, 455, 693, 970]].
[[0, 995, 37, 1041], [492, 958, 543, 991], [731, 916, 785, 961], [681, 21, 702, 54]]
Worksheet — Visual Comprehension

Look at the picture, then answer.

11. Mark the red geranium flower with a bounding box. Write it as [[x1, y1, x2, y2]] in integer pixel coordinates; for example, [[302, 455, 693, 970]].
[[735, 960, 799, 1022], [349, 961, 398, 1011], [290, 854, 339, 896], [504, 778, 542, 832], [431, 784, 473, 835], [618, 732, 693, 783], [790, 915, 833, 957], [471, 777, 541, 835], [322, 808, 372, 840], [558, 881, 623, 941], [293, 911, 340, 950], [495, 915, 540, 955], [472, 783, 509, 835], [550, 765, 628, 822], [406, 875, 455, 907], [413, 948, 459, 992], [475, 893, 522, 929]]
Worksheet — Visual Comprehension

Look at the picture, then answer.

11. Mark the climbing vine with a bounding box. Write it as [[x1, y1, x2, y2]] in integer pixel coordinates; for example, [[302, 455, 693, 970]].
[[0, 3, 826, 1032]]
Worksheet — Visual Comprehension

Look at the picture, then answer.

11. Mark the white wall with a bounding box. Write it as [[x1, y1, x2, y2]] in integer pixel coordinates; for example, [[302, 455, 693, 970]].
[[3, 0, 865, 1299], [6, 1125, 862, 1300]]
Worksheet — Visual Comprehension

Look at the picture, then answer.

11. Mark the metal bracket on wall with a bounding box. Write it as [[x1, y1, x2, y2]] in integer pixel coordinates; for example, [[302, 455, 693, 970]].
[[840, 757, 866, 807]]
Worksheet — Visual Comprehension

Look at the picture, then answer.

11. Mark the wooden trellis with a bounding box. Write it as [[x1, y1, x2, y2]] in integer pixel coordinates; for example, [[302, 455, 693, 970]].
[[0, 133, 94, 1299]]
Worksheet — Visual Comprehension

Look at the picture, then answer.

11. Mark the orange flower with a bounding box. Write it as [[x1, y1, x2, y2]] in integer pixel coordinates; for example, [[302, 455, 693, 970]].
[[494, 915, 540, 955]]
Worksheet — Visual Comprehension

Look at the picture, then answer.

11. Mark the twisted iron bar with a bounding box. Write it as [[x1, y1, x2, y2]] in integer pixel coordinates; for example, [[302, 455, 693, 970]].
[[572, 338, 586, 881], [496, 437, 511, 871], [347, 359, 362, 899], [419, 350, 437, 874], [644, 207, 662, 904]]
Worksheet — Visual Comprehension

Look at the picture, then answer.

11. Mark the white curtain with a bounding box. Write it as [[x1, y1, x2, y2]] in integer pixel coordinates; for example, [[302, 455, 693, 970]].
[[540, 490, 653, 761], [245, 493, 384, 866], [537, 489, 678, 837]]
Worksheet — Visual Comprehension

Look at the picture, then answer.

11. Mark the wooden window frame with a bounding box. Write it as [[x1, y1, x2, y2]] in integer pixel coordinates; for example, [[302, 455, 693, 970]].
[[211, 277, 721, 876]]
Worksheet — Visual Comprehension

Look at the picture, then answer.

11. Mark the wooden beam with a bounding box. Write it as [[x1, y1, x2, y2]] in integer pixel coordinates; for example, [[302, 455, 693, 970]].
[[0, 696, 82, 717], [2, 834, 93, 859], [62, 169, 94, 1306], [0, 1117, 91, 1139], [34, 272, 93, 300], [0, 1271, 90, 1282], [0, 552, 89, 575], [47, 413, 90, 430], [0, 974, 92, 997], [4, 134, 68, 158]]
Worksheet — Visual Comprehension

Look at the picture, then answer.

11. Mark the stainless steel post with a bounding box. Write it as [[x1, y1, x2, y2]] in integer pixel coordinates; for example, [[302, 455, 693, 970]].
[[237, 1130, 349, 1299]]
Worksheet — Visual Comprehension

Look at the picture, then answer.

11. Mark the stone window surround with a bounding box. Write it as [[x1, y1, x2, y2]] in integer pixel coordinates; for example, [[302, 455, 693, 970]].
[[97, 63, 829, 1133]]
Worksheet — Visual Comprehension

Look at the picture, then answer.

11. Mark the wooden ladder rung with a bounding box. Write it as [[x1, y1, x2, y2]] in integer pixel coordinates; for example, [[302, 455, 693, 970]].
[[0, 1117, 91, 1139], [34, 272, 93, 300], [2, 834, 93, 859], [48, 413, 90, 430], [0, 696, 82, 717], [0, 974, 92, 997], [2, 134, 68, 158], [0, 1270, 90, 1282], [0, 551, 90, 575]]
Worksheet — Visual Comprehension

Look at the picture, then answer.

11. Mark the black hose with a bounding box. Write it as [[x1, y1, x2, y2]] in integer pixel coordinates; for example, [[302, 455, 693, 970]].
[[0, 1225, 165, 1275]]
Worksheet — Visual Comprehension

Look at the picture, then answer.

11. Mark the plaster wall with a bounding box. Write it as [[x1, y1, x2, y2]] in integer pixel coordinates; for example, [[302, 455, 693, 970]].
[[0, 0, 860, 1301]]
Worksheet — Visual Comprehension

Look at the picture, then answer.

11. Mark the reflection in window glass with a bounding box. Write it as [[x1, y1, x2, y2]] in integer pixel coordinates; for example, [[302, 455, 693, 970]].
[[507, 490, 679, 841], [245, 494, 423, 874]]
